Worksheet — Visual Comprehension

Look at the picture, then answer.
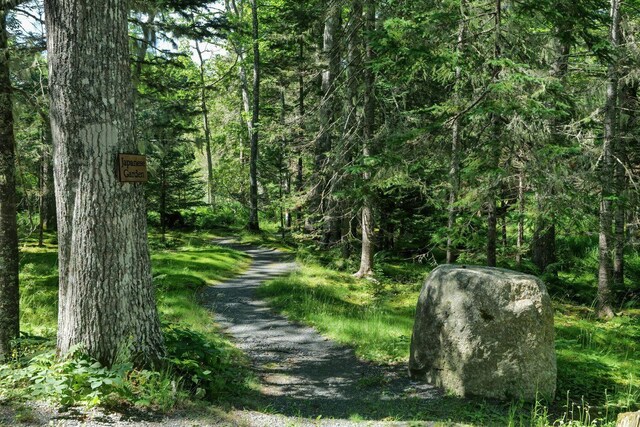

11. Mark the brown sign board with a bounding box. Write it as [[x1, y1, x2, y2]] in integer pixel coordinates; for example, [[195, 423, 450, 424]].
[[118, 154, 148, 183]]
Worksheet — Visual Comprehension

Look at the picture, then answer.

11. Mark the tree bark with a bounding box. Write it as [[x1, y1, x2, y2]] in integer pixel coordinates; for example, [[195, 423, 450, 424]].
[[597, 0, 621, 319], [45, 0, 165, 366], [247, 0, 260, 231], [0, 8, 19, 359], [195, 40, 215, 208], [356, 0, 375, 278], [315, 1, 340, 244], [487, 198, 497, 267], [612, 82, 635, 288], [532, 193, 556, 272], [447, 0, 466, 265], [280, 88, 291, 230], [531, 38, 570, 274], [516, 170, 524, 265], [486, 0, 501, 268], [296, 35, 305, 230]]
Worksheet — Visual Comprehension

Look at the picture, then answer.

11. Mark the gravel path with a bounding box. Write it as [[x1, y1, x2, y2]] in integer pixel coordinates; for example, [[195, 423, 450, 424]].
[[1, 241, 444, 427], [200, 241, 440, 426]]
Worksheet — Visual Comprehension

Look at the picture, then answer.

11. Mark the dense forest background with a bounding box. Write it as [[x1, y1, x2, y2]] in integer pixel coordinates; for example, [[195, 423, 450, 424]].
[[9, 0, 640, 313], [0, 0, 638, 424]]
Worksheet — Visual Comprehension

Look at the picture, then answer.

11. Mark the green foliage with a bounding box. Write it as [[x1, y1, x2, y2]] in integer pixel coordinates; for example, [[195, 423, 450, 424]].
[[3, 233, 254, 410], [257, 237, 639, 423], [1, 346, 128, 407], [164, 325, 248, 400], [258, 263, 418, 363]]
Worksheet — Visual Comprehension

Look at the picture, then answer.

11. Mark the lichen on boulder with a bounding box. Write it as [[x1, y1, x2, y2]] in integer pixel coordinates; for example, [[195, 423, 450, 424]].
[[409, 264, 556, 401]]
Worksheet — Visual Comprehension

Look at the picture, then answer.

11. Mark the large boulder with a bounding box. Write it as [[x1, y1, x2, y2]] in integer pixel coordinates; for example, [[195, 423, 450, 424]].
[[409, 265, 556, 401], [617, 411, 640, 427]]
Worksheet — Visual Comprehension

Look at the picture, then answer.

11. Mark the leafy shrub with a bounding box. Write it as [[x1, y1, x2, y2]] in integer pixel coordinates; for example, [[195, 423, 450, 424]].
[[0, 325, 250, 409], [164, 324, 247, 400], [0, 345, 125, 407], [179, 204, 247, 230], [147, 211, 161, 227]]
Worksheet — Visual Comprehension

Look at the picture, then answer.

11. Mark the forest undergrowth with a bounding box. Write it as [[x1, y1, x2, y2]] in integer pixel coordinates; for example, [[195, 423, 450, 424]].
[[0, 230, 260, 417], [1, 225, 638, 426], [258, 230, 640, 426]]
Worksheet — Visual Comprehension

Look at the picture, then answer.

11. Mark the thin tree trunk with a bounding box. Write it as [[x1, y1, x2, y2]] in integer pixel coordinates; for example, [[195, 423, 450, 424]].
[[228, 0, 251, 169], [195, 41, 215, 208], [516, 171, 524, 265], [247, 0, 260, 231], [612, 82, 635, 287], [501, 200, 507, 247], [487, 198, 497, 267], [38, 139, 48, 247], [598, 0, 621, 319], [45, 0, 165, 366], [315, 1, 340, 244], [356, 0, 375, 278], [296, 36, 305, 230], [280, 88, 291, 230], [613, 182, 625, 287], [447, 0, 467, 264], [532, 193, 556, 272], [532, 38, 570, 273], [38, 114, 56, 241], [486, 0, 501, 268], [0, 8, 19, 359], [131, 10, 156, 90]]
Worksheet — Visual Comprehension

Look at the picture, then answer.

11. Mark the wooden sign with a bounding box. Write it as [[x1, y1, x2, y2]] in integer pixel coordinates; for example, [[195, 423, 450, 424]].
[[118, 154, 148, 183]]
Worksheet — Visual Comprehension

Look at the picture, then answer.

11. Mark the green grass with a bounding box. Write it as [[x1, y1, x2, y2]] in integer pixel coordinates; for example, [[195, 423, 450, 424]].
[[151, 231, 251, 329], [18, 231, 252, 336], [5, 230, 256, 410], [258, 263, 418, 363], [258, 257, 639, 425]]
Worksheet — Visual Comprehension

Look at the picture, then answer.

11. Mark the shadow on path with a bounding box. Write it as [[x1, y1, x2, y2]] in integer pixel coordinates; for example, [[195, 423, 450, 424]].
[[202, 240, 439, 422]]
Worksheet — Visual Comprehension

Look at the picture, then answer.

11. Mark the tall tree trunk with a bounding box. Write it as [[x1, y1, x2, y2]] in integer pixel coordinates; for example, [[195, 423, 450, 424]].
[[296, 35, 305, 230], [195, 41, 215, 208], [38, 141, 48, 247], [516, 170, 524, 265], [447, 0, 467, 264], [500, 200, 507, 247], [597, 0, 621, 319], [38, 113, 57, 244], [487, 198, 497, 267], [315, 1, 340, 244], [280, 88, 291, 230], [613, 82, 636, 287], [45, 0, 165, 366], [486, 0, 501, 268], [131, 10, 156, 90], [227, 0, 251, 171], [356, 0, 375, 278], [0, 8, 19, 359], [613, 161, 625, 287], [247, 0, 260, 231], [532, 193, 556, 272], [532, 38, 570, 274]]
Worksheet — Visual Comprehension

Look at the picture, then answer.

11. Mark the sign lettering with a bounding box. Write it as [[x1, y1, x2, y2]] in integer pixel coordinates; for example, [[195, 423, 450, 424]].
[[118, 154, 148, 183]]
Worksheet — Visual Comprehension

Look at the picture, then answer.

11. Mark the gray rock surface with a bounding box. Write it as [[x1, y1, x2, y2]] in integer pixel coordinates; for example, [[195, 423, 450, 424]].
[[409, 264, 556, 401], [616, 411, 640, 427]]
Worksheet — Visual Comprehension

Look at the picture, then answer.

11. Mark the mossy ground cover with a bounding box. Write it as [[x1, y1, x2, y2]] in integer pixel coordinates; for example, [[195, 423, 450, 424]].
[[1, 230, 257, 411], [258, 245, 640, 426]]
